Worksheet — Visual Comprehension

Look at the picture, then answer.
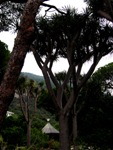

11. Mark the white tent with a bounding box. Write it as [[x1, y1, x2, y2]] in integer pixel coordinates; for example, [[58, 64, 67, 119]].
[[42, 122, 59, 134]]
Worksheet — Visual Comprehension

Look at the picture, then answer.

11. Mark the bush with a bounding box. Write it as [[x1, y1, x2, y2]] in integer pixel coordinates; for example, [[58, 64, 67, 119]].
[[6, 144, 16, 150], [16, 146, 26, 150], [48, 139, 60, 149], [0, 135, 7, 149], [31, 128, 49, 149]]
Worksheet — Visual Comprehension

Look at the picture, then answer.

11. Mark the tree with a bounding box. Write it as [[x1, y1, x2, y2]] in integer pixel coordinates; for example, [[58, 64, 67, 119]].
[[0, 0, 65, 32], [0, 40, 10, 83], [32, 8, 113, 150], [77, 63, 113, 149], [16, 76, 43, 148], [0, 0, 42, 128], [0, 0, 66, 128], [91, 62, 113, 93], [85, 0, 113, 22]]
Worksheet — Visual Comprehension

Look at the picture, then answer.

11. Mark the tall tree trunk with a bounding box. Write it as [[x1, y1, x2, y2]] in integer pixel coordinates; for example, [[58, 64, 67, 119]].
[[0, 0, 42, 128], [59, 111, 70, 150], [73, 114, 78, 150], [27, 120, 32, 148]]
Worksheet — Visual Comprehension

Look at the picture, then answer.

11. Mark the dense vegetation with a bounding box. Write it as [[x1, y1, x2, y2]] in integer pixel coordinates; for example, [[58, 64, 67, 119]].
[[1, 62, 113, 149], [0, 39, 113, 149], [0, 41, 10, 83], [1, 0, 113, 149], [1, 96, 59, 150]]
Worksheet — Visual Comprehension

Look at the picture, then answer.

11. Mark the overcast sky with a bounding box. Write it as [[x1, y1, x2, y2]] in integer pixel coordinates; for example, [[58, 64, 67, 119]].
[[0, 0, 113, 76]]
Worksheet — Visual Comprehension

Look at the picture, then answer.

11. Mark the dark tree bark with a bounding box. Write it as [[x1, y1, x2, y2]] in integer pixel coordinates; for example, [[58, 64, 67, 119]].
[[17, 80, 39, 147], [0, 0, 42, 128], [72, 114, 78, 150], [27, 120, 32, 147], [59, 111, 70, 150]]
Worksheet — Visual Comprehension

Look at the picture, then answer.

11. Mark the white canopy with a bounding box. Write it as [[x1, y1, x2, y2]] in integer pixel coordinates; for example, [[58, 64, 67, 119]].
[[42, 122, 59, 134]]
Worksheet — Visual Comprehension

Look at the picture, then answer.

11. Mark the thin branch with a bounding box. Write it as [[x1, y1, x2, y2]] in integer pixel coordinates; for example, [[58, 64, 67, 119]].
[[41, 2, 66, 16], [97, 10, 113, 22], [32, 49, 43, 70], [76, 62, 82, 82], [78, 55, 101, 91], [63, 65, 73, 89], [47, 67, 60, 88], [42, 65, 60, 109]]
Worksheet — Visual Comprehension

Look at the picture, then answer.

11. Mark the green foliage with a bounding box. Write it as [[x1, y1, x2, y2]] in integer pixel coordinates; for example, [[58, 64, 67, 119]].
[[77, 67, 113, 149], [85, 0, 103, 12], [16, 146, 26, 150], [0, 135, 3, 144], [85, 0, 113, 19], [5, 104, 59, 149], [91, 62, 113, 92], [6, 144, 16, 150], [0, 135, 3, 148], [0, 134, 7, 150], [0, 40, 10, 83], [1, 116, 26, 147], [38, 89, 56, 114], [31, 128, 49, 149], [0, 2, 24, 31], [48, 139, 60, 149], [35, 8, 88, 59], [35, 7, 113, 67]]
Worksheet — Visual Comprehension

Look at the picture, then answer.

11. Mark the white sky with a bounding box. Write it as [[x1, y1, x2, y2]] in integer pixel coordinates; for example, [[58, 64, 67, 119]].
[[0, 0, 113, 76]]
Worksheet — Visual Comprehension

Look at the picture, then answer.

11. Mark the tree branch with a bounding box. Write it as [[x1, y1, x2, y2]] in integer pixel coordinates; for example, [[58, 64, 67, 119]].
[[41, 2, 65, 16], [78, 55, 101, 91], [0, 0, 42, 127], [97, 10, 113, 22]]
